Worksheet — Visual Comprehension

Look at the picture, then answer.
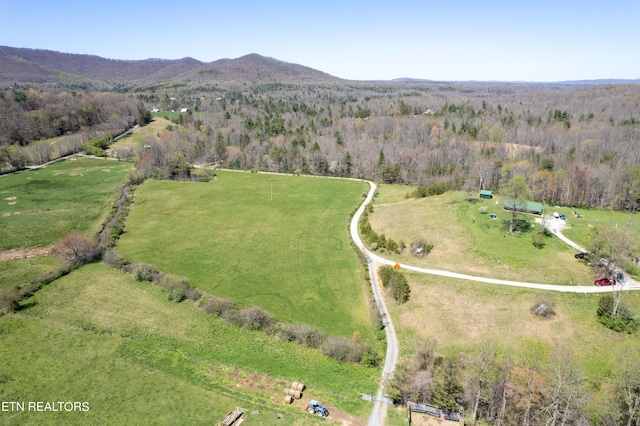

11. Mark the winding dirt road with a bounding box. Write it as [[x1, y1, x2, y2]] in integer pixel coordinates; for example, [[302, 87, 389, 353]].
[[350, 179, 640, 426]]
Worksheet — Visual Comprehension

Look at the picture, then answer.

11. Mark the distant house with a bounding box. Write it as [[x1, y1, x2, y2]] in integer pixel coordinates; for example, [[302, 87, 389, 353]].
[[180, 108, 189, 113], [503, 200, 543, 215], [479, 190, 493, 199]]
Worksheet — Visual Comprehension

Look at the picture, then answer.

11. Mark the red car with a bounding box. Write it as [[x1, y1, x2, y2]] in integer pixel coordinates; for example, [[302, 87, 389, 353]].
[[594, 278, 617, 286]]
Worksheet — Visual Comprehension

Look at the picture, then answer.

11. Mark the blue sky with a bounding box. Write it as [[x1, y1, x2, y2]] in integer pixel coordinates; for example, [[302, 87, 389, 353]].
[[1, 0, 638, 81]]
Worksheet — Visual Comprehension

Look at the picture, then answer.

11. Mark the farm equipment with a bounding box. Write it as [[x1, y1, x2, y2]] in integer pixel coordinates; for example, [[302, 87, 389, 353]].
[[307, 400, 329, 417]]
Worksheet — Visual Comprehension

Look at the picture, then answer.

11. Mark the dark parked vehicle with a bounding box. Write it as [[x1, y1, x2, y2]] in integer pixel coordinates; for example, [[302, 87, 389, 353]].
[[595, 278, 617, 286], [575, 252, 588, 259]]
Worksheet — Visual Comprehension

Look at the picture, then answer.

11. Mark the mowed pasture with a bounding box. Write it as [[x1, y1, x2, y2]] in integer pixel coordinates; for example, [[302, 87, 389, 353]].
[[117, 171, 374, 339], [0, 157, 133, 251], [1, 263, 378, 424], [368, 188, 607, 284]]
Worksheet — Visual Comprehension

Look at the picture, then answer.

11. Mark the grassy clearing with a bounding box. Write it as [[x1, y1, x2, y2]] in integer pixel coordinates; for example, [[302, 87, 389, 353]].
[[110, 116, 176, 151], [388, 271, 640, 390], [369, 189, 594, 284], [560, 207, 640, 249], [0, 157, 132, 250], [6, 263, 378, 422], [0, 256, 61, 290], [116, 172, 373, 339]]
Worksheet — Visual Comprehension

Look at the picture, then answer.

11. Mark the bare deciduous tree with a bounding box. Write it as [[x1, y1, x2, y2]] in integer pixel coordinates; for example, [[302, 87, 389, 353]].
[[55, 233, 98, 266]]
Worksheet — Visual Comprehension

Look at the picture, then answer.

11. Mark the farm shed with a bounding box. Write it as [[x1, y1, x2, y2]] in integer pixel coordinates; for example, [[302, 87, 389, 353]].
[[479, 190, 493, 199], [503, 200, 543, 215]]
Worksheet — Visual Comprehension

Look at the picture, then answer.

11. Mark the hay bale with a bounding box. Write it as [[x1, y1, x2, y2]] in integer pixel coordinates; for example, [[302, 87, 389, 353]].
[[284, 388, 302, 399], [284, 395, 294, 405], [292, 381, 306, 392]]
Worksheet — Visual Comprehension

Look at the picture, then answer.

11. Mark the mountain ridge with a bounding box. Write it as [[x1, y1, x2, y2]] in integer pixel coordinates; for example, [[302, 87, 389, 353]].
[[0, 46, 340, 88], [0, 46, 637, 89]]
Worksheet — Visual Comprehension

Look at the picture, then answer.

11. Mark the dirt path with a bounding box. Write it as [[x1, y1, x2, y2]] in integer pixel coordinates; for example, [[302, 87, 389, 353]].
[[350, 180, 397, 426], [0, 245, 54, 262]]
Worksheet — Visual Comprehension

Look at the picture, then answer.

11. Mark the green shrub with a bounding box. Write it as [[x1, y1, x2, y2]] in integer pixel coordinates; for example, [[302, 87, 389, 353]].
[[411, 239, 433, 256], [81, 135, 113, 157], [409, 183, 448, 198], [378, 266, 411, 304], [167, 288, 186, 302], [236, 306, 275, 332], [360, 345, 379, 367], [0, 287, 21, 313], [156, 274, 200, 302], [597, 294, 637, 333], [19, 282, 41, 298], [200, 296, 237, 317], [277, 323, 326, 348], [532, 232, 546, 249], [103, 251, 129, 270], [190, 168, 215, 182], [387, 238, 398, 253], [133, 264, 158, 282]]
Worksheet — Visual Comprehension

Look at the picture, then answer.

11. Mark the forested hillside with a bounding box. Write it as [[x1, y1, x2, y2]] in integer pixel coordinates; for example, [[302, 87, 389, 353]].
[[136, 81, 640, 210]]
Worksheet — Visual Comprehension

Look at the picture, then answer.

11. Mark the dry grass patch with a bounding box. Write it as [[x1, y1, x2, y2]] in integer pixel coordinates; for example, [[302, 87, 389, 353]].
[[389, 272, 640, 380], [371, 194, 477, 266]]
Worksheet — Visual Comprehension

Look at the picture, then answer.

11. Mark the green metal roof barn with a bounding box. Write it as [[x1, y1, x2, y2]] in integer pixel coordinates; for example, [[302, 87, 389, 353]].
[[503, 200, 543, 215]]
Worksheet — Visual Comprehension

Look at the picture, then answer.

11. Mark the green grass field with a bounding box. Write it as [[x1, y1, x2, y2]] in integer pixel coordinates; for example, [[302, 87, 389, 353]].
[[116, 172, 373, 339], [368, 188, 620, 284], [0, 263, 378, 424], [0, 157, 132, 251], [0, 256, 61, 290]]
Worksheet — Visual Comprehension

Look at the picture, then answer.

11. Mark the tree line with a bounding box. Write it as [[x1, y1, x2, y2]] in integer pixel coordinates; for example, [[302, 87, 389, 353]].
[[388, 337, 640, 425], [3, 82, 639, 212], [134, 81, 640, 212]]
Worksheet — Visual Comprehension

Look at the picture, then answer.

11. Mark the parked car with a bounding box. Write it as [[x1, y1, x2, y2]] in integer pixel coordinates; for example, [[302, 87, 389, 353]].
[[594, 278, 617, 286], [559, 214, 566, 220], [575, 252, 588, 259]]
